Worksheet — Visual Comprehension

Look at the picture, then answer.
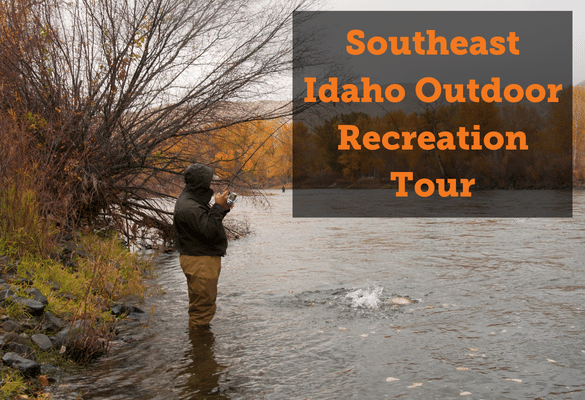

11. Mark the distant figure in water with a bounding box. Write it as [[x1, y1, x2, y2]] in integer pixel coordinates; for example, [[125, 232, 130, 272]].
[[282, 185, 285, 193]]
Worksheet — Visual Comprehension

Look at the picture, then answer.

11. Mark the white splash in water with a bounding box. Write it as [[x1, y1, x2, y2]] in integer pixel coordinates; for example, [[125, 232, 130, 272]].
[[345, 286, 383, 309]]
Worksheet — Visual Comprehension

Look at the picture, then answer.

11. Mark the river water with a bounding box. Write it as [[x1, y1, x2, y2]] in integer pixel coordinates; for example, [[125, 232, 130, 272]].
[[49, 190, 585, 400]]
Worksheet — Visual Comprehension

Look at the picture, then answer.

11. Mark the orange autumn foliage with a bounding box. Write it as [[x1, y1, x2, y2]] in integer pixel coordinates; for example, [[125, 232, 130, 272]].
[[161, 119, 292, 189]]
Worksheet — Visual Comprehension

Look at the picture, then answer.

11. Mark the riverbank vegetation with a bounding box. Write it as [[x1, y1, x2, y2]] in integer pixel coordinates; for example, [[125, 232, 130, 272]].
[[0, 0, 305, 246], [0, 182, 151, 398], [1, 0, 307, 397]]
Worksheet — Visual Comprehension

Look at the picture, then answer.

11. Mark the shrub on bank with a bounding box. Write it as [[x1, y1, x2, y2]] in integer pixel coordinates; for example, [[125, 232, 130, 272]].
[[0, 182, 151, 398]]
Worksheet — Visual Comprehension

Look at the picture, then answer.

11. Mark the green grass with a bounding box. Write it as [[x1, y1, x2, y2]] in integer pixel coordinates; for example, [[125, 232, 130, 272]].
[[0, 366, 50, 400], [0, 182, 54, 258], [0, 180, 152, 398]]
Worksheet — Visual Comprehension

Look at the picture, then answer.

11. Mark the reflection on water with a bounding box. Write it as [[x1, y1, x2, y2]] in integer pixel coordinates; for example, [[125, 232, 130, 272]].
[[48, 190, 585, 399], [173, 329, 228, 400]]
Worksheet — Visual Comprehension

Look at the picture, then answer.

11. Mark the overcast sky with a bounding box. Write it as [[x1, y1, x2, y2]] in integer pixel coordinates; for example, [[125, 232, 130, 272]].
[[321, 0, 585, 85]]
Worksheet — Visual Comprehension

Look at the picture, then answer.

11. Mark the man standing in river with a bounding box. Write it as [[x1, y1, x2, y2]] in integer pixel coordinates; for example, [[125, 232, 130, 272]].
[[173, 163, 232, 329]]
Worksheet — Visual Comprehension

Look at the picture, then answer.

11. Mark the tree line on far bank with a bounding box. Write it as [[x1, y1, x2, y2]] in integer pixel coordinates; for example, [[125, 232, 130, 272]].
[[294, 86, 582, 190]]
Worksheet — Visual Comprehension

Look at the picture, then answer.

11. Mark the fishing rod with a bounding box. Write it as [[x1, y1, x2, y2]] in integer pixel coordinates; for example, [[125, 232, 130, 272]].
[[218, 119, 288, 207], [225, 118, 289, 189]]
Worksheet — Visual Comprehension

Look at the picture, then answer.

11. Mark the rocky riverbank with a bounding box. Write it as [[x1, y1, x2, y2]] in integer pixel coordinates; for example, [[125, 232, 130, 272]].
[[0, 232, 149, 398]]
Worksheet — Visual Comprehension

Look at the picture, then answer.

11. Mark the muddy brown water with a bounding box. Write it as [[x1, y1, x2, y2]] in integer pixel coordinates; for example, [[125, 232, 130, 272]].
[[48, 190, 585, 399]]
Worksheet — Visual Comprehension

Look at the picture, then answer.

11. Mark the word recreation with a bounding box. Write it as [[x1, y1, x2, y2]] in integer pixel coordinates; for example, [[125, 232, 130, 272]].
[[338, 125, 528, 152]]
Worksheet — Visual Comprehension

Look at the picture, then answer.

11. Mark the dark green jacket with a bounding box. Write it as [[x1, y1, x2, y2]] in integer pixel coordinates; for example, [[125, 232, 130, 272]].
[[172, 164, 229, 256]]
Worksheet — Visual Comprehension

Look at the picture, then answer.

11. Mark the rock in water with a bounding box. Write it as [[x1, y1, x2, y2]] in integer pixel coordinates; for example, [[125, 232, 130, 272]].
[[32, 334, 54, 351], [25, 287, 49, 306], [0, 332, 29, 347], [0, 285, 15, 301], [6, 342, 32, 357], [7, 295, 46, 316], [389, 297, 414, 305], [40, 312, 66, 332], [2, 352, 41, 377], [110, 303, 145, 317], [1, 319, 22, 333]]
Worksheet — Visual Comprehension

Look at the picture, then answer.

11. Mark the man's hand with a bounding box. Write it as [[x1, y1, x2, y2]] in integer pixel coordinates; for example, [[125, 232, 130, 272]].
[[215, 190, 231, 210]]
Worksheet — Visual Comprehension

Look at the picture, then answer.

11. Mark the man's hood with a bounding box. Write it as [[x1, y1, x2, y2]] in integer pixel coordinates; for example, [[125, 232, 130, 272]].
[[184, 163, 214, 190]]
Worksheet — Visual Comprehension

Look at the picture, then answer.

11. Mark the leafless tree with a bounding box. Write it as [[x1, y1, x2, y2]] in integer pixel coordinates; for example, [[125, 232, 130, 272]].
[[0, 0, 314, 245]]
